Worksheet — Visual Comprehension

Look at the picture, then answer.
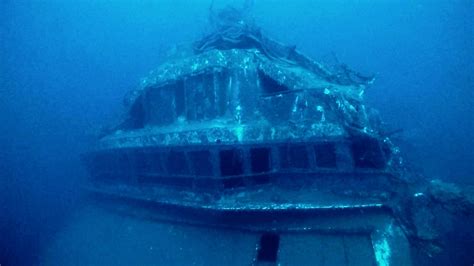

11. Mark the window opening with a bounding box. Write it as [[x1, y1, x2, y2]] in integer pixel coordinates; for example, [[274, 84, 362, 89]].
[[251, 147, 271, 173], [134, 151, 153, 173], [280, 145, 309, 169], [118, 153, 131, 172], [188, 150, 213, 176], [258, 70, 289, 94], [314, 143, 337, 168], [149, 152, 165, 174], [167, 150, 189, 175], [220, 149, 244, 176], [352, 138, 386, 169], [257, 233, 280, 263]]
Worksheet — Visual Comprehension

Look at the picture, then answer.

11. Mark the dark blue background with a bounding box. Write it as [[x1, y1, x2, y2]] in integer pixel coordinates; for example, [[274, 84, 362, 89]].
[[1, 0, 472, 264]]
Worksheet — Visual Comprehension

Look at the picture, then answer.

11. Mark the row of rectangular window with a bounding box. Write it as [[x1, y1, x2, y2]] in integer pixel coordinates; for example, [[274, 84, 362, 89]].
[[135, 70, 288, 128], [89, 139, 386, 181]]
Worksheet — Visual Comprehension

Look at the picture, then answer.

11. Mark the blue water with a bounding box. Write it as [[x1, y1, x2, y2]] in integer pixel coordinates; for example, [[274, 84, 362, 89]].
[[1, 0, 472, 265]]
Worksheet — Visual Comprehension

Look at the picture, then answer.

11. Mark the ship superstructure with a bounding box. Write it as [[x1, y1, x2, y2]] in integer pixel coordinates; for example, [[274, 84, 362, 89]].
[[81, 6, 417, 266]]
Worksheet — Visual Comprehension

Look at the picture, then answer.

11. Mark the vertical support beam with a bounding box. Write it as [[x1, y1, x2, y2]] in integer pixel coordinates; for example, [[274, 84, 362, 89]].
[[336, 141, 354, 171]]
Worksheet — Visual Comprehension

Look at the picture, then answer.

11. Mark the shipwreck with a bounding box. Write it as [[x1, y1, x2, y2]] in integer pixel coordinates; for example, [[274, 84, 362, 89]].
[[77, 4, 473, 266]]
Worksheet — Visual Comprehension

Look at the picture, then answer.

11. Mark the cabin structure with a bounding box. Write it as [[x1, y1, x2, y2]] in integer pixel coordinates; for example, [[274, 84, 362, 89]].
[[80, 7, 415, 266]]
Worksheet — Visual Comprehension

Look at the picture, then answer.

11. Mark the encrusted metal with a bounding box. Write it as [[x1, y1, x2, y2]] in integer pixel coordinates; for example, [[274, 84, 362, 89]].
[[80, 4, 473, 266]]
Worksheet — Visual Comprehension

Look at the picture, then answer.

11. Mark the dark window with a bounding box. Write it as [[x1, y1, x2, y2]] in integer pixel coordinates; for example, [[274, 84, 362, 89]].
[[257, 233, 280, 263], [185, 74, 217, 121], [134, 151, 153, 173], [118, 153, 131, 172], [251, 148, 271, 173], [188, 150, 213, 176], [149, 152, 165, 174], [115, 152, 132, 181], [352, 138, 386, 169], [220, 149, 244, 176], [217, 72, 229, 116], [280, 145, 309, 169], [258, 70, 289, 94], [314, 143, 337, 168], [146, 87, 175, 125], [166, 150, 189, 175]]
